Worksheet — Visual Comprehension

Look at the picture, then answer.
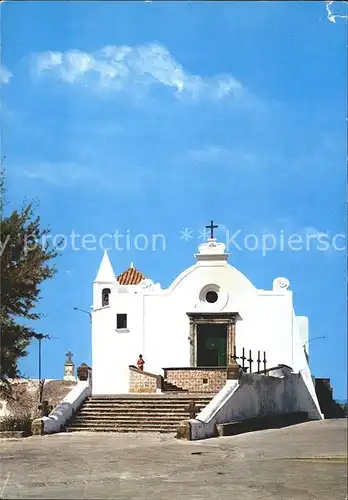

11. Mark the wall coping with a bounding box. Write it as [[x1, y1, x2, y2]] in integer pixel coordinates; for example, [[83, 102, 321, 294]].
[[255, 364, 294, 375], [163, 367, 228, 371], [129, 365, 160, 379]]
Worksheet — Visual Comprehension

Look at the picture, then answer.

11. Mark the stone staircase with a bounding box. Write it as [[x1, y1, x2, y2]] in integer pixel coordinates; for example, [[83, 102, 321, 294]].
[[66, 394, 213, 433], [315, 378, 346, 419], [162, 380, 188, 392]]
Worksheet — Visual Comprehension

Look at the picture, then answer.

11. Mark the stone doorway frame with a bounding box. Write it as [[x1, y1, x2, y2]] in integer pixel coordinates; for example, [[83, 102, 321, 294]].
[[186, 312, 242, 367]]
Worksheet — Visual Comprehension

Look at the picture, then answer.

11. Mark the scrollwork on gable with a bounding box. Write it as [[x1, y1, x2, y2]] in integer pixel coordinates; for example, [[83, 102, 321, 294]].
[[273, 277, 290, 291]]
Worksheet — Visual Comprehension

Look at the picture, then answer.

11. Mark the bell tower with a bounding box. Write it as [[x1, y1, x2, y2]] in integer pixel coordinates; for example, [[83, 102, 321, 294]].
[[93, 250, 118, 310]]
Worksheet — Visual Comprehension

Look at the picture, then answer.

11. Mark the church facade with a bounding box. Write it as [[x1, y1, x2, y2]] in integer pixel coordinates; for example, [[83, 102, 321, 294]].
[[91, 226, 311, 396]]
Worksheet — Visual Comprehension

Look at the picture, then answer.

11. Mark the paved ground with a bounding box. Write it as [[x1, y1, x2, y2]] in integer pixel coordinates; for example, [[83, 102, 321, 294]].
[[0, 419, 346, 500]]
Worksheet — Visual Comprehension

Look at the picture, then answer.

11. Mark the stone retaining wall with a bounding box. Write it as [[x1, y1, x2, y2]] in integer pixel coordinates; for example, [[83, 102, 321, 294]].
[[32, 376, 91, 435], [163, 368, 227, 393], [177, 368, 323, 441], [0, 379, 77, 419], [129, 366, 161, 393]]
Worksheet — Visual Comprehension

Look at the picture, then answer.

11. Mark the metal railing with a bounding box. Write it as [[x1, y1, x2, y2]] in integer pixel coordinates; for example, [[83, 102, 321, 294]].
[[232, 346, 268, 374]]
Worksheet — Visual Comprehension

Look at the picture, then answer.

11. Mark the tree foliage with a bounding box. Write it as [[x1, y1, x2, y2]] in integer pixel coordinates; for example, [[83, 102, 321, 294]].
[[0, 172, 58, 381]]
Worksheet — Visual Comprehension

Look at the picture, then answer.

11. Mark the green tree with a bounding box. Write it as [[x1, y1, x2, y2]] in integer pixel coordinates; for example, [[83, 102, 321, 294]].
[[0, 171, 58, 383]]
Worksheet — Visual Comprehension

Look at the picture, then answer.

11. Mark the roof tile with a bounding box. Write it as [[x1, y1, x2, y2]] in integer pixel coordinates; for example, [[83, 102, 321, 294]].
[[117, 267, 146, 285]]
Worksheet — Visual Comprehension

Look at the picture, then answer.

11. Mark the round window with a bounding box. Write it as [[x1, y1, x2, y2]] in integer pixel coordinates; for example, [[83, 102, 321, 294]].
[[205, 290, 218, 303]]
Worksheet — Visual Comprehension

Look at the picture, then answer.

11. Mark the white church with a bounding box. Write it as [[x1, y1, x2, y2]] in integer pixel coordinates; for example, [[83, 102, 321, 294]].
[[91, 222, 312, 397]]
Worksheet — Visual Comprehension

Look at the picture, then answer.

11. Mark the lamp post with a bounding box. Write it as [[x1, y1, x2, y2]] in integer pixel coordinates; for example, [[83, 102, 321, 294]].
[[303, 336, 326, 349], [36, 334, 57, 402], [36, 334, 46, 381], [303, 336, 326, 363], [73, 306, 92, 322], [36, 334, 44, 402]]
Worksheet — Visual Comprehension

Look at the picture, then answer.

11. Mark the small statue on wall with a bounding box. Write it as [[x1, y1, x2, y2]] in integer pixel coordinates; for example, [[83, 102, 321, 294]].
[[137, 354, 145, 371]]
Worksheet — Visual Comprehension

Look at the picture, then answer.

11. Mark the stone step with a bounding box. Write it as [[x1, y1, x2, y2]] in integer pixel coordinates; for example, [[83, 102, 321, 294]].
[[74, 407, 207, 412], [77, 410, 191, 416], [67, 427, 176, 433], [68, 427, 178, 433], [79, 405, 198, 411], [73, 422, 184, 428], [80, 404, 208, 410], [76, 416, 194, 421], [81, 406, 202, 409], [68, 423, 178, 430], [162, 382, 188, 392], [78, 411, 192, 417], [86, 397, 213, 402], [71, 424, 180, 430], [84, 402, 211, 406], [162, 386, 188, 390], [163, 389, 188, 393], [84, 398, 212, 403], [74, 416, 188, 423]]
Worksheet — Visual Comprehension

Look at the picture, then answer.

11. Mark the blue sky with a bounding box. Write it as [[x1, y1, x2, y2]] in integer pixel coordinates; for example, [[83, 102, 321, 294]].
[[1, 2, 347, 400]]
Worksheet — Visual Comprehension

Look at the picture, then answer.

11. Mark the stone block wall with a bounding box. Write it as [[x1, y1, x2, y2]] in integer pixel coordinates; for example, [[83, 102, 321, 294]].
[[164, 368, 227, 393], [0, 379, 77, 419], [129, 366, 160, 393]]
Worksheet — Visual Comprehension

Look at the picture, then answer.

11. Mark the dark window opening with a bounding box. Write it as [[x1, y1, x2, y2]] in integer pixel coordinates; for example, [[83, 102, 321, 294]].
[[117, 314, 127, 329], [205, 291, 218, 303], [102, 288, 111, 307]]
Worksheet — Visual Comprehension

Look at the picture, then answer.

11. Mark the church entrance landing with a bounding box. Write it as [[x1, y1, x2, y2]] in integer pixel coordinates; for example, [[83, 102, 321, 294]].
[[162, 313, 241, 394]]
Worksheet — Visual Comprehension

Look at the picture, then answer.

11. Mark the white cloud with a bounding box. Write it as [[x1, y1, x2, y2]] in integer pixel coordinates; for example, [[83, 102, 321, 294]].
[[189, 146, 225, 163], [13, 160, 152, 194], [19, 162, 96, 186], [31, 43, 243, 100], [188, 146, 257, 165], [0, 64, 12, 84]]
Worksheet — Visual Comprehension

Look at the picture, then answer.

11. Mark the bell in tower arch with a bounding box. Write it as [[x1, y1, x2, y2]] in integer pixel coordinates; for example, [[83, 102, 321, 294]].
[[102, 288, 111, 307]]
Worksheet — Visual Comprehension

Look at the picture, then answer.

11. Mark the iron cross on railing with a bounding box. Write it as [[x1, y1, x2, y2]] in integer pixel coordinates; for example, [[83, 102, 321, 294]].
[[240, 347, 247, 372], [185, 400, 201, 419], [247, 350, 253, 373], [232, 345, 239, 363]]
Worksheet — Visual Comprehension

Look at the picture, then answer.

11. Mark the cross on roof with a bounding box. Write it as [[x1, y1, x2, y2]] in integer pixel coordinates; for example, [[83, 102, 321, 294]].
[[206, 220, 218, 239]]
